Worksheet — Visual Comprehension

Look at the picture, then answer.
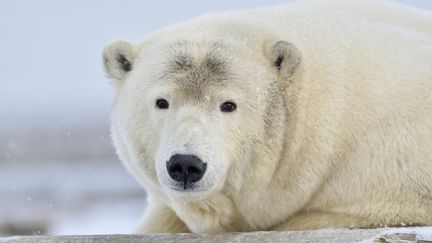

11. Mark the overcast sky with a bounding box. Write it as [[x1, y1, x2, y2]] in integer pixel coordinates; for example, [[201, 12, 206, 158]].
[[0, 0, 431, 128]]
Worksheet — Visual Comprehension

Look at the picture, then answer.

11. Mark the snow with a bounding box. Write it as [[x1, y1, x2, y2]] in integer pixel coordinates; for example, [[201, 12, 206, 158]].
[[2, 228, 431, 242], [0, 160, 146, 236], [360, 227, 432, 242], [389, 227, 432, 241], [48, 198, 145, 235]]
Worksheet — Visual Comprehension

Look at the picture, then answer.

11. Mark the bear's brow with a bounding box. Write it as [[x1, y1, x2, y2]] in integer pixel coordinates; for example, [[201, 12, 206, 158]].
[[202, 53, 225, 76], [167, 51, 226, 74], [163, 43, 230, 87], [170, 54, 194, 71]]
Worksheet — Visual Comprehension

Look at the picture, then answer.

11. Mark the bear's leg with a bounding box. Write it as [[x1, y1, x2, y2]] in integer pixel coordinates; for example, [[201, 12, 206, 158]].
[[274, 211, 373, 231], [133, 201, 189, 233]]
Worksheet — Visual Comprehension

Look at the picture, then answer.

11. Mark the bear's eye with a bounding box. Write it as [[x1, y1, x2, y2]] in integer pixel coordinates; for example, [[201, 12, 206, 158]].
[[156, 99, 169, 109], [220, 101, 237, 113]]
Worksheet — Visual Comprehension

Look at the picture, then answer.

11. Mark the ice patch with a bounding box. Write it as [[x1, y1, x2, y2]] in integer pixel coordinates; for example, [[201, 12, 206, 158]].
[[359, 227, 432, 243]]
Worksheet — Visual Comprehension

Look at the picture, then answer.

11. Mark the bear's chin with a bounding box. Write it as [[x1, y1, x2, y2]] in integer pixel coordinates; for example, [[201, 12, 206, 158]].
[[166, 188, 214, 202]]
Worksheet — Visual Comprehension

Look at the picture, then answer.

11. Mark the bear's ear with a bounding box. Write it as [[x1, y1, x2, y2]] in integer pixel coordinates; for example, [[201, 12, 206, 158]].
[[103, 40, 137, 81], [264, 40, 302, 79]]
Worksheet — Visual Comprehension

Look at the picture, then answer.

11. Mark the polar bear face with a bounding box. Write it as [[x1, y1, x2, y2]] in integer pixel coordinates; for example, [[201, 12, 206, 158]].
[[104, 39, 301, 202]]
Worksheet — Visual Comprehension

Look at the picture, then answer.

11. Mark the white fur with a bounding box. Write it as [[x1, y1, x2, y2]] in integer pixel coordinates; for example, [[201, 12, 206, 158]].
[[104, 0, 432, 233]]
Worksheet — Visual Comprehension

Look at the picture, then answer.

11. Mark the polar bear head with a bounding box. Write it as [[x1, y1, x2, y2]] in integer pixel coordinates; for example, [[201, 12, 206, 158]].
[[103, 36, 301, 202]]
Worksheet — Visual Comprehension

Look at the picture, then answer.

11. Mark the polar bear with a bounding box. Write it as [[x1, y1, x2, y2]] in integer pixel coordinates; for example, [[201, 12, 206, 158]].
[[102, 0, 432, 233]]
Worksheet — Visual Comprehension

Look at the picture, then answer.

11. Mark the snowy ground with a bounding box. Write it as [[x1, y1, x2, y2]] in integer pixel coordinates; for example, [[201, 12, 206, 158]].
[[362, 227, 432, 242], [1, 227, 432, 242], [0, 159, 146, 236]]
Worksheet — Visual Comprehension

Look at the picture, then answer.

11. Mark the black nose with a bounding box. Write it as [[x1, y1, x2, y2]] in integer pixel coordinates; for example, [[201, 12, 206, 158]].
[[167, 154, 207, 189]]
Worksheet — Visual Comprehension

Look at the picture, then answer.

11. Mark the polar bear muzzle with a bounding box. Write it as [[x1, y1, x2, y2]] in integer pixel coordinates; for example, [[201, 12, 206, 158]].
[[166, 154, 207, 190]]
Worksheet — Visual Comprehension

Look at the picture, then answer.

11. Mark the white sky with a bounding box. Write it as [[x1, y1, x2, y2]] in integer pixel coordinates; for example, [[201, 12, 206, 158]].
[[0, 0, 431, 127]]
